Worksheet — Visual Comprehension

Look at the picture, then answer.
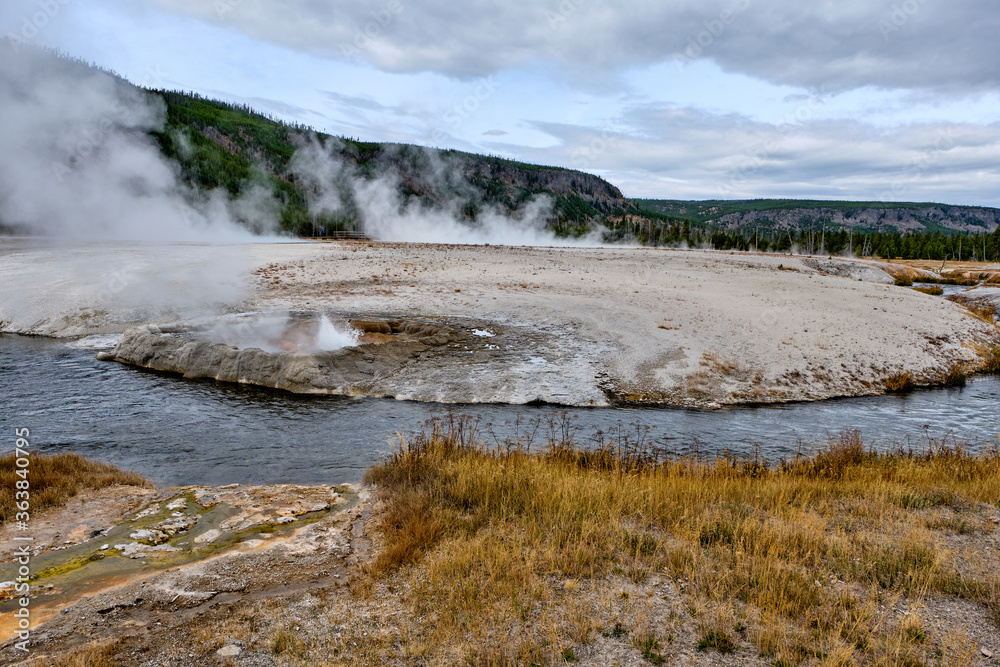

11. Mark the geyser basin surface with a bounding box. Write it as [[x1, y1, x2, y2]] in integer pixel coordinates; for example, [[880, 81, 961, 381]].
[[101, 313, 609, 404], [8, 242, 1000, 407]]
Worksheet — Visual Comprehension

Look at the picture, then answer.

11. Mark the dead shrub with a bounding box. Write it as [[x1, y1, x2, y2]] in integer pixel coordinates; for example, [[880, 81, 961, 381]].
[[941, 363, 967, 387], [884, 371, 915, 393]]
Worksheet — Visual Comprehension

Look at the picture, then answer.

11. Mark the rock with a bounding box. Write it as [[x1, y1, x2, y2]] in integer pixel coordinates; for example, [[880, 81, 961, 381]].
[[193, 529, 221, 544], [166, 498, 187, 511], [66, 525, 93, 543], [801, 258, 895, 284], [0, 582, 16, 600], [239, 539, 266, 550], [104, 318, 463, 397], [130, 528, 168, 544], [116, 542, 180, 558], [217, 645, 242, 657], [155, 515, 199, 536], [276, 516, 296, 524], [134, 504, 160, 520], [100, 544, 110, 550], [194, 489, 221, 507], [982, 647, 993, 658]]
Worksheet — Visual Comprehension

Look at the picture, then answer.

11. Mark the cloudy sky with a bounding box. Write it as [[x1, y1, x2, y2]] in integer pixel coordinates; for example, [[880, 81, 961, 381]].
[[3, 0, 999, 205]]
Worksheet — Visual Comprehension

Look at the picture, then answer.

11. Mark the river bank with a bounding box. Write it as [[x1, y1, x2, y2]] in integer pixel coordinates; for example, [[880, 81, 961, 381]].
[[2, 239, 998, 408]]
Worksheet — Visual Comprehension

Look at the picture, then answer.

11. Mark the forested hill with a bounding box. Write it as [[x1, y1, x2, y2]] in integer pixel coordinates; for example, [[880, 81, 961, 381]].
[[153, 91, 641, 237], [633, 199, 1000, 235], [8, 50, 998, 247]]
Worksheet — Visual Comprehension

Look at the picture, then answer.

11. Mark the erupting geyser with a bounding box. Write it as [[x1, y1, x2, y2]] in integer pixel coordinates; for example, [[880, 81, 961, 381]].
[[198, 313, 360, 354], [315, 315, 361, 351], [98, 313, 471, 397]]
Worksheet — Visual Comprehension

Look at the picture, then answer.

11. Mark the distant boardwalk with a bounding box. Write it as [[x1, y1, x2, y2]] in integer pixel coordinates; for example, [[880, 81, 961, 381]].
[[316, 231, 370, 240]]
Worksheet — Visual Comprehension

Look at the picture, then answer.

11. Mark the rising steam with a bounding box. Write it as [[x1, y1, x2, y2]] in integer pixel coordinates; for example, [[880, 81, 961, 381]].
[[0, 45, 289, 330], [289, 136, 609, 247], [199, 313, 360, 353], [0, 44, 277, 242], [0, 44, 614, 339]]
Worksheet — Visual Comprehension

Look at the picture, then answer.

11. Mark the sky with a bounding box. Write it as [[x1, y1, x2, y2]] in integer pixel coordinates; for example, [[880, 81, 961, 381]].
[[2, 0, 999, 206]]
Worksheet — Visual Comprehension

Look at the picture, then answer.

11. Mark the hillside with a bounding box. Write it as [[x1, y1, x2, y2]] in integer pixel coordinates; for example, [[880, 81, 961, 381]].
[[153, 91, 640, 238], [633, 198, 1000, 235], [0, 45, 650, 240], [3, 49, 996, 249]]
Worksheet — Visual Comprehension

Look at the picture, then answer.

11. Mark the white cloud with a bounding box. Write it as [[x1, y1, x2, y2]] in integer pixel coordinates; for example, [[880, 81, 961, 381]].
[[149, 0, 1000, 93], [518, 111, 1000, 205], [3, 0, 999, 206]]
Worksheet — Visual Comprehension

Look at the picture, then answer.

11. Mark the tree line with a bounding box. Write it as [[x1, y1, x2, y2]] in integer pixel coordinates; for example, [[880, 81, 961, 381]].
[[615, 215, 1000, 262]]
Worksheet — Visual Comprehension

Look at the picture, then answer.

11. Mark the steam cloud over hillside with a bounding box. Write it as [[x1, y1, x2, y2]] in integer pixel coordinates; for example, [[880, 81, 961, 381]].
[[0, 46, 612, 248], [0, 44, 276, 242], [289, 136, 608, 247]]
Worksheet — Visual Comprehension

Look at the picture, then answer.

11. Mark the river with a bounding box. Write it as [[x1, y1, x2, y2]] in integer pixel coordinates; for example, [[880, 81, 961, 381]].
[[1, 334, 997, 486]]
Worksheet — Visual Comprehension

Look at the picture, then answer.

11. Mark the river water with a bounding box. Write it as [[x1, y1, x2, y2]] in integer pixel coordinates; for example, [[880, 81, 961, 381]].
[[1, 333, 997, 487]]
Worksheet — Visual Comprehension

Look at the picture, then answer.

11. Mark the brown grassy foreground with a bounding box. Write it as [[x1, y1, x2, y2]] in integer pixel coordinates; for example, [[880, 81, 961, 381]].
[[11, 424, 1000, 666], [343, 415, 1000, 665], [0, 452, 150, 524]]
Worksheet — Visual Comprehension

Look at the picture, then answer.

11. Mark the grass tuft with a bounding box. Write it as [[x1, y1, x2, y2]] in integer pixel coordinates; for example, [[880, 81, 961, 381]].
[[982, 346, 1000, 373], [30, 639, 124, 667], [941, 363, 967, 388], [271, 627, 308, 658], [696, 630, 737, 653], [633, 632, 667, 663], [0, 452, 150, 525], [885, 371, 915, 393]]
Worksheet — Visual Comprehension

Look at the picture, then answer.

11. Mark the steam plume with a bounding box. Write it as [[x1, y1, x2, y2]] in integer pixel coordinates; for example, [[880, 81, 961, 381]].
[[0, 44, 276, 242], [289, 136, 609, 247]]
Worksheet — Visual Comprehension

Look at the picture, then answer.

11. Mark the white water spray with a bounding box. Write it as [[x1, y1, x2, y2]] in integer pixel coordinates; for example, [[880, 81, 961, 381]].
[[315, 315, 360, 351]]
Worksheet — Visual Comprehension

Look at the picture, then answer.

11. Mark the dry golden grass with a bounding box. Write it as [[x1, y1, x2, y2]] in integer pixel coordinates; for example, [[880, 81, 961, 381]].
[[912, 286, 944, 296], [890, 258, 996, 274], [985, 347, 1000, 374], [30, 638, 124, 667], [884, 371, 915, 393], [271, 626, 311, 659], [354, 416, 1000, 665], [700, 351, 744, 377], [0, 452, 150, 525], [941, 363, 968, 388], [948, 294, 997, 325]]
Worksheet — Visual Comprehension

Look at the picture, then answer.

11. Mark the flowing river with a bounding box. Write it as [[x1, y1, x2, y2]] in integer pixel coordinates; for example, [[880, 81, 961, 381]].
[[1, 333, 998, 486]]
